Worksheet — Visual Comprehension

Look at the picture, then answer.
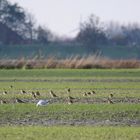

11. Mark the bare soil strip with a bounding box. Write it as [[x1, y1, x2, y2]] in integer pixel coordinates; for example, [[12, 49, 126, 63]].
[[0, 118, 140, 127]]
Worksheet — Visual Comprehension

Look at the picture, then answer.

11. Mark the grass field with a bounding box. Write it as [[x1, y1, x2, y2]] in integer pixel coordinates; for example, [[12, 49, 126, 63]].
[[1, 69, 140, 78], [0, 126, 139, 140], [0, 104, 139, 126], [0, 69, 140, 139]]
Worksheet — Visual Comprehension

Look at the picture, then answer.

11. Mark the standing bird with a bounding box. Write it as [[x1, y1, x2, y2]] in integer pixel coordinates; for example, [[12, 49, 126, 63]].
[[31, 91, 37, 99], [67, 88, 71, 94], [91, 90, 96, 94], [107, 98, 114, 104], [109, 93, 113, 99], [67, 99, 73, 105], [20, 89, 26, 94], [10, 85, 13, 88], [87, 92, 92, 95], [35, 91, 40, 96], [83, 92, 87, 96], [15, 98, 25, 103], [0, 100, 7, 104], [3, 91, 8, 95], [50, 90, 58, 98], [67, 96, 75, 100]]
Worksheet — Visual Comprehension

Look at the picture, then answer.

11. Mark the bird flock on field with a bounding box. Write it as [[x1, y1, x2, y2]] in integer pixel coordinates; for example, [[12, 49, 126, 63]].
[[0, 85, 114, 106]]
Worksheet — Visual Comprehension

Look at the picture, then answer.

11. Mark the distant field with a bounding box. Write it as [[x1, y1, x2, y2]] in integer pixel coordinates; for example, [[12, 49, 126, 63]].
[[0, 69, 140, 78]]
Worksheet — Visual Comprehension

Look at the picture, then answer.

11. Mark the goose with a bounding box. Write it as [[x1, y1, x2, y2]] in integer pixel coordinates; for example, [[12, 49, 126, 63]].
[[36, 99, 49, 106]]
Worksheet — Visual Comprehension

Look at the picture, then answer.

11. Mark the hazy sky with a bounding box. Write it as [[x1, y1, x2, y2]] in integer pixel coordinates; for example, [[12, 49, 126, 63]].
[[10, 0, 140, 36]]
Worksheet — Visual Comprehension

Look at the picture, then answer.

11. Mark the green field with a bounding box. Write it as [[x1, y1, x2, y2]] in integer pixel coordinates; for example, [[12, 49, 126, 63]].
[[0, 69, 140, 78], [0, 69, 140, 139], [0, 126, 139, 140], [0, 104, 139, 125]]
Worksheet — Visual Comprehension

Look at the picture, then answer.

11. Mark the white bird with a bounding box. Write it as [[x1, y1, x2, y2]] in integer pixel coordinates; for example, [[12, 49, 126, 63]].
[[36, 100, 49, 106]]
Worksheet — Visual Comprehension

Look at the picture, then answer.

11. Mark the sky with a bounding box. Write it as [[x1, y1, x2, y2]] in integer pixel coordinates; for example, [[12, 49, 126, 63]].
[[10, 0, 140, 37]]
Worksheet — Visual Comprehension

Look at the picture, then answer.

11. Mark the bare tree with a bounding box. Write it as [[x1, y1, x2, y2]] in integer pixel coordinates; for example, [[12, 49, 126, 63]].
[[36, 25, 53, 44], [24, 13, 36, 42], [76, 14, 107, 52]]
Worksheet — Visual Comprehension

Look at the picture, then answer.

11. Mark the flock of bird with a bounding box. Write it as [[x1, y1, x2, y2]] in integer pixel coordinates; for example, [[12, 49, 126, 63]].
[[0, 85, 114, 106]]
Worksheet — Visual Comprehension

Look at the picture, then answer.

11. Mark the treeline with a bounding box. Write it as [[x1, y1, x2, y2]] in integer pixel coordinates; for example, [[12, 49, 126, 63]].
[[0, 0, 52, 44], [1, 0, 140, 50], [76, 14, 140, 51]]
